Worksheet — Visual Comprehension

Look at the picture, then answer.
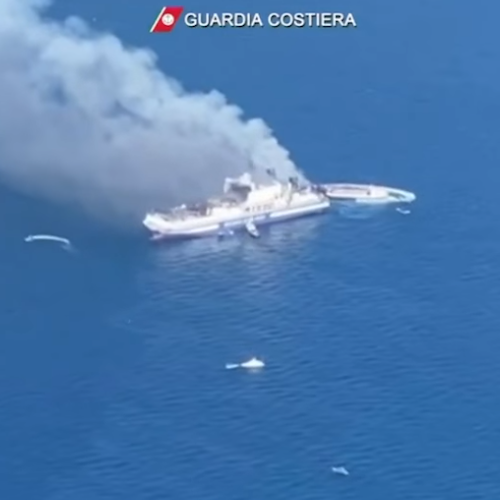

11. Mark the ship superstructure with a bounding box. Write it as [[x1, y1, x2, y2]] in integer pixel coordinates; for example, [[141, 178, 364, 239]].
[[143, 171, 330, 240]]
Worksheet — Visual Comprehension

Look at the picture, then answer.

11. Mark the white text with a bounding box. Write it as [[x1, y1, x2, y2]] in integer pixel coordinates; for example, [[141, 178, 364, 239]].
[[183, 12, 357, 28]]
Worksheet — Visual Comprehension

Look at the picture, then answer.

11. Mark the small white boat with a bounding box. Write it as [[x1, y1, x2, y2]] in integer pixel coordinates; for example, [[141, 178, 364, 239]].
[[245, 219, 260, 238], [240, 357, 264, 368], [225, 357, 265, 370], [318, 183, 415, 205], [331, 466, 349, 476]]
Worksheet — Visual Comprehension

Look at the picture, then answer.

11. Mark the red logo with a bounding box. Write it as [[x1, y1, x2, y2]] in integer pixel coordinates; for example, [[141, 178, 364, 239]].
[[150, 6, 184, 33]]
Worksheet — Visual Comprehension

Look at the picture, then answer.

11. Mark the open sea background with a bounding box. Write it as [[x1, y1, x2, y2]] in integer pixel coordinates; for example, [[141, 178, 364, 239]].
[[1, 0, 500, 498]]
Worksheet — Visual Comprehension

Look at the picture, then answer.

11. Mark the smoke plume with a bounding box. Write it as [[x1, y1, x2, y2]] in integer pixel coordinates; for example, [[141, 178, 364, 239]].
[[0, 0, 305, 224]]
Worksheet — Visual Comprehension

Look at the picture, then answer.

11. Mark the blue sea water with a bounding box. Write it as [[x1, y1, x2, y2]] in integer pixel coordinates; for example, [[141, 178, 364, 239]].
[[2, 0, 500, 499]]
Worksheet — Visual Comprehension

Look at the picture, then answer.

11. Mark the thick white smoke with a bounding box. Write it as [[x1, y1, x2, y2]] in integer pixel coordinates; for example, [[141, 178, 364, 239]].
[[0, 0, 305, 224]]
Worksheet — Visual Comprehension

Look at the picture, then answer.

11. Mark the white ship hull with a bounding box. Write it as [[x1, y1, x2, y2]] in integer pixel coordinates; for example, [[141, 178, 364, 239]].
[[145, 199, 330, 240]]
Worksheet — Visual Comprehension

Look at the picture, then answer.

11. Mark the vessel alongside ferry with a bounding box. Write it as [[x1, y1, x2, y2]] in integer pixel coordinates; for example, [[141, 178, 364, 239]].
[[317, 183, 416, 204], [143, 170, 330, 240]]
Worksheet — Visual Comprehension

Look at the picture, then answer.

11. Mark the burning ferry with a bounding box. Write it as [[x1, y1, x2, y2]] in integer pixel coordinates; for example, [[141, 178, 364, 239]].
[[143, 170, 330, 240]]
